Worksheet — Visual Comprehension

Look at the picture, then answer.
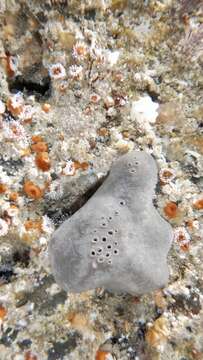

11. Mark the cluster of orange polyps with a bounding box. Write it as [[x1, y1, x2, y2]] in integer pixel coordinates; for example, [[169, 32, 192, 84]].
[[23, 136, 51, 200], [31, 135, 51, 172]]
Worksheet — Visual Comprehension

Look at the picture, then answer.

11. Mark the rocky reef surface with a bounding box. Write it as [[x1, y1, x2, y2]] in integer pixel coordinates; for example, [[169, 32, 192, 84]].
[[0, 1, 202, 359]]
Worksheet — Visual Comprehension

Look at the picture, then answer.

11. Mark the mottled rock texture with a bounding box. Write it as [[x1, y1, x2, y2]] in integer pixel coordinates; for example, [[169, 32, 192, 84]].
[[49, 151, 173, 295]]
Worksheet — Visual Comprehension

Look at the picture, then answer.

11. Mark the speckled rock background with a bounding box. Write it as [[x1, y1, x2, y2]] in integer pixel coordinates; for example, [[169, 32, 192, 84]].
[[0, 1, 202, 359]]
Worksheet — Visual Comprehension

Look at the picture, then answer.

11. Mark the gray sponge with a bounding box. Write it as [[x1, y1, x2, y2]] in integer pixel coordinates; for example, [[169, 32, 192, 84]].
[[49, 151, 173, 295]]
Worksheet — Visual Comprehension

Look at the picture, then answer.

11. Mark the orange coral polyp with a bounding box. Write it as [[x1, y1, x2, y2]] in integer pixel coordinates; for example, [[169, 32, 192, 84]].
[[9, 192, 18, 201], [0, 305, 7, 320], [42, 103, 51, 113], [31, 135, 43, 143], [0, 184, 8, 194], [193, 199, 203, 210], [35, 152, 51, 171], [31, 141, 48, 153], [95, 351, 110, 360], [163, 202, 178, 218], [23, 181, 43, 199], [180, 243, 190, 252]]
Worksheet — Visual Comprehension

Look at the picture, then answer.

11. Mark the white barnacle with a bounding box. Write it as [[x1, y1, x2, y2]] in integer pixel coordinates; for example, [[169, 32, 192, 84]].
[[68, 65, 83, 80], [72, 41, 88, 60], [49, 63, 66, 80], [174, 226, 190, 247], [159, 168, 176, 184]]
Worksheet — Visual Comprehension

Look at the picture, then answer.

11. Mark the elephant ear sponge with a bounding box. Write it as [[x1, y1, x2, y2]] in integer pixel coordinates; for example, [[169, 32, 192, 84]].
[[49, 151, 173, 295]]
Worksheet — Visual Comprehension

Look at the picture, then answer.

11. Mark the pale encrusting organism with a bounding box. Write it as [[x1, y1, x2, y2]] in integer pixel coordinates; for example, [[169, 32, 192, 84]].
[[49, 150, 173, 295]]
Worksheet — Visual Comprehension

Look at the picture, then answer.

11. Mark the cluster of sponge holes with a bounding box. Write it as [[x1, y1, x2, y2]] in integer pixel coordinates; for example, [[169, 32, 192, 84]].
[[90, 216, 119, 265], [127, 158, 139, 174]]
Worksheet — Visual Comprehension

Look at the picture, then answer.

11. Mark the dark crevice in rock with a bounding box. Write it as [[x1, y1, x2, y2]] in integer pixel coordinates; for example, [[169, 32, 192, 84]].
[[44, 174, 108, 227], [70, 175, 108, 213], [8, 75, 51, 101]]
